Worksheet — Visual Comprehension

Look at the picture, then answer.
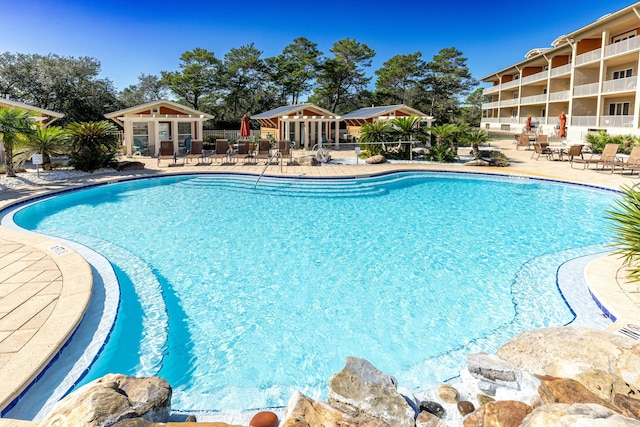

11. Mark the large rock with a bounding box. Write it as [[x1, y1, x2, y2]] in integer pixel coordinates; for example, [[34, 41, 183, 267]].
[[496, 327, 640, 389], [40, 374, 171, 427], [538, 377, 618, 411], [415, 411, 447, 427], [112, 420, 240, 427], [575, 369, 639, 402], [282, 391, 390, 427], [329, 357, 416, 427], [365, 155, 387, 164], [520, 403, 640, 426], [463, 400, 532, 427]]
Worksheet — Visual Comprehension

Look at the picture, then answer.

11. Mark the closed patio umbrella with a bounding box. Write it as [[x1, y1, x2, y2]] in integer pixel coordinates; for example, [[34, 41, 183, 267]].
[[525, 116, 532, 132], [558, 112, 567, 138], [240, 114, 251, 138]]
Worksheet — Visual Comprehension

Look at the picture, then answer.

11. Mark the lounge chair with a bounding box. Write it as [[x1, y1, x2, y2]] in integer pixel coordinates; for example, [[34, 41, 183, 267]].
[[515, 134, 531, 150], [236, 140, 255, 164], [254, 139, 272, 164], [531, 142, 553, 160], [157, 140, 177, 167], [184, 139, 204, 164], [570, 143, 619, 169], [564, 144, 584, 165], [212, 139, 231, 164], [277, 140, 292, 165], [618, 146, 640, 175]]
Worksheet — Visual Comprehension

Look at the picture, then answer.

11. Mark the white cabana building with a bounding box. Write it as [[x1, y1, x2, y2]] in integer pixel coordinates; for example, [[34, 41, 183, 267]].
[[105, 100, 214, 156]]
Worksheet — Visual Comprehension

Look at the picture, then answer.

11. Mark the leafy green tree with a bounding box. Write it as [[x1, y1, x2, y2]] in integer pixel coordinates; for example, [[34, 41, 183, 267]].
[[14, 125, 69, 167], [460, 88, 489, 127], [311, 38, 375, 113], [358, 120, 392, 155], [0, 107, 36, 177], [268, 37, 321, 105], [419, 47, 478, 123], [160, 48, 221, 111], [120, 74, 169, 107], [66, 121, 119, 172], [607, 185, 640, 282], [374, 53, 425, 105]]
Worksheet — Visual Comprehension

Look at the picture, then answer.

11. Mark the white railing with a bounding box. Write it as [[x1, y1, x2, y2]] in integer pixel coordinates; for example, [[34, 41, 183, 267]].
[[501, 80, 520, 90], [483, 86, 500, 95], [499, 118, 519, 124], [500, 99, 518, 107], [602, 76, 637, 93], [605, 37, 640, 58], [550, 64, 571, 77], [520, 71, 549, 84], [571, 116, 598, 127], [573, 82, 600, 97], [548, 117, 560, 125], [575, 48, 602, 66], [482, 118, 499, 123], [519, 94, 547, 104], [482, 101, 500, 109], [600, 115, 635, 127], [548, 90, 570, 101]]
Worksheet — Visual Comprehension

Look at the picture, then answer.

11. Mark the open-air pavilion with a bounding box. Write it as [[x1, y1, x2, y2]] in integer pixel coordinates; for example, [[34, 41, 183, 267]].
[[251, 104, 342, 150], [341, 104, 434, 140], [105, 100, 214, 157]]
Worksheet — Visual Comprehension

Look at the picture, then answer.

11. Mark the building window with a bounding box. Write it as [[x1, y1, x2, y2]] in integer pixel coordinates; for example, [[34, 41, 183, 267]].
[[177, 122, 192, 154], [513, 93, 519, 99], [613, 30, 637, 43], [132, 122, 150, 155], [511, 110, 517, 118], [541, 109, 546, 117], [609, 102, 630, 115], [613, 69, 633, 79]]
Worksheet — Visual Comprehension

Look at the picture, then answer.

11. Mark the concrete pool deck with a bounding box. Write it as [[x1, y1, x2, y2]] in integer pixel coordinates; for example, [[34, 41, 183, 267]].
[[1, 138, 639, 419]]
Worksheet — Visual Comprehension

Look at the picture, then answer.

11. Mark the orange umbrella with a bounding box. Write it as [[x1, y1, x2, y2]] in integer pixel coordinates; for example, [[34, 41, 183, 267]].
[[558, 113, 567, 138], [240, 114, 251, 138], [525, 116, 532, 132]]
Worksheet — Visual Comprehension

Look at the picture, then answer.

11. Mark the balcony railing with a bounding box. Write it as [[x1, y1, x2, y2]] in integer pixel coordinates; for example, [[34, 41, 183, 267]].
[[520, 94, 547, 104], [602, 76, 637, 94], [575, 48, 602, 66], [600, 115, 635, 128], [571, 116, 597, 127], [550, 64, 571, 77], [500, 99, 519, 107], [520, 71, 548, 84], [482, 118, 499, 123], [483, 86, 500, 95], [481, 101, 500, 109], [573, 82, 600, 97], [605, 37, 640, 58], [548, 90, 570, 102], [501, 80, 520, 90]]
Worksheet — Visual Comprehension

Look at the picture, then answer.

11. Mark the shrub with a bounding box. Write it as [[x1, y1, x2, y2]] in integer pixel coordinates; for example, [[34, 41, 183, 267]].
[[66, 121, 119, 172]]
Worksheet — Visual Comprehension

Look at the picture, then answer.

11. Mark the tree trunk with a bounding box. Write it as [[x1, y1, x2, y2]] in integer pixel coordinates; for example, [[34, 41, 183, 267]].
[[472, 142, 480, 159], [4, 144, 15, 177]]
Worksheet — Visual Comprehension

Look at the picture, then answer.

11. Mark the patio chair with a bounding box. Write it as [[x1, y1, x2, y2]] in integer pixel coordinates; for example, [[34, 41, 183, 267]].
[[254, 139, 272, 165], [619, 146, 640, 175], [515, 134, 531, 150], [212, 139, 232, 164], [184, 139, 204, 164], [531, 142, 553, 160], [277, 139, 292, 165], [157, 140, 177, 167], [564, 144, 584, 165], [570, 143, 619, 170], [236, 140, 255, 164]]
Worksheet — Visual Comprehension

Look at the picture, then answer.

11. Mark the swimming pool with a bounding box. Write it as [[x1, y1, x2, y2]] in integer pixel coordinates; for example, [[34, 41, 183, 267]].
[[8, 172, 617, 414]]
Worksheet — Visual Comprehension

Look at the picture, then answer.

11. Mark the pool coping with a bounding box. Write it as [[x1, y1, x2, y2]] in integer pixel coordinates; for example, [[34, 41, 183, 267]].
[[1, 156, 639, 418]]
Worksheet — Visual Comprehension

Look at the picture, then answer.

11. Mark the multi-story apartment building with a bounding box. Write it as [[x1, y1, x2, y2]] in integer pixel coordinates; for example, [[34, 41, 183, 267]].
[[481, 2, 640, 140]]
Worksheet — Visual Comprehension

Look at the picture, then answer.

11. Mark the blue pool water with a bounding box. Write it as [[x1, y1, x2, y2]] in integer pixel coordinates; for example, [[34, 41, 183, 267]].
[[11, 172, 617, 412]]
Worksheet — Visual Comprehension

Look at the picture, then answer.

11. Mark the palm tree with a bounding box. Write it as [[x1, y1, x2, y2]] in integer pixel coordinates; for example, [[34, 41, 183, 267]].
[[66, 121, 119, 172], [461, 129, 490, 159], [14, 126, 69, 168], [0, 107, 37, 177], [358, 121, 392, 156], [607, 185, 640, 282], [390, 116, 421, 158], [427, 123, 458, 146]]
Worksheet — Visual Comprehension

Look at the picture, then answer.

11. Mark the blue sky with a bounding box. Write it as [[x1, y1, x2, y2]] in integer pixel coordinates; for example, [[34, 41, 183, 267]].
[[1, 0, 635, 94]]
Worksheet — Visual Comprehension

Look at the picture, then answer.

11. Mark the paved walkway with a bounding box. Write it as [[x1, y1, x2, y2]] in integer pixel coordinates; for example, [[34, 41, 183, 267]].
[[1, 139, 639, 419]]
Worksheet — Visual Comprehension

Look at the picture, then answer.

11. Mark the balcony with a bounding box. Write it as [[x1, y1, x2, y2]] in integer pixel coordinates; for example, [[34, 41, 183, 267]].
[[500, 99, 519, 107], [520, 70, 548, 84], [483, 86, 500, 95], [482, 118, 499, 123], [548, 90, 570, 102], [602, 76, 637, 94], [550, 64, 571, 77], [575, 48, 602, 66], [520, 94, 547, 105], [605, 37, 640, 58], [573, 82, 600, 97], [481, 101, 500, 109], [600, 115, 634, 127], [571, 116, 597, 127], [501, 80, 520, 90]]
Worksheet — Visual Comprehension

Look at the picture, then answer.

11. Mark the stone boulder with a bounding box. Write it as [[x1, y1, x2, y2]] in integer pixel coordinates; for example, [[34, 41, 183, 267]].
[[365, 155, 387, 164], [329, 357, 416, 427], [520, 403, 640, 427], [40, 374, 171, 427], [112, 420, 240, 426], [538, 377, 618, 411], [282, 391, 390, 427], [575, 369, 639, 402], [496, 327, 640, 390], [463, 400, 533, 427], [415, 411, 447, 427], [116, 161, 145, 171], [464, 159, 490, 166]]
